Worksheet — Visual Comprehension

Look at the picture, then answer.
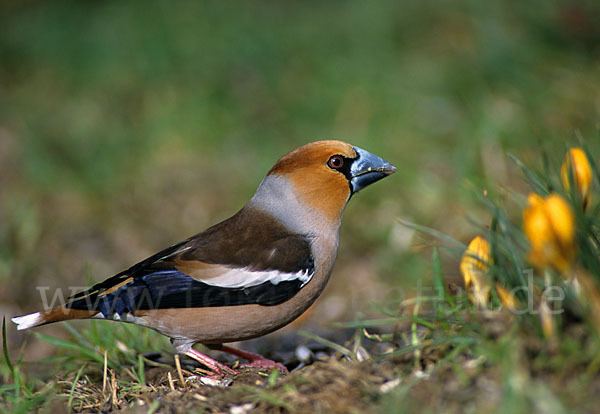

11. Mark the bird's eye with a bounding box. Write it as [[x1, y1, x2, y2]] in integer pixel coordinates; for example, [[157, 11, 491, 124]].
[[327, 155, 344, 170]]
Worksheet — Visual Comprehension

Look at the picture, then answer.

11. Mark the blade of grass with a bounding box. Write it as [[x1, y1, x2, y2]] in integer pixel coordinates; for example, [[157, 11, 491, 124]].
[[363, 329, 395, 342], [3, 316, 15, 376], [333, 315, 454, 330], [267, 369, 279, 386], [3, 317, 33, 397], [137, 354, 145, 386], [297, 330, 353, 359], [508, 153, 549, 195], [377, 336, 478, 360], [396, 218, 466, 250], [33, 332, 104, 364], [102, 351, 108, 395], [411, 300, 422, 368], [62, 322, 97, 352], [247, 387, 292, 410], [333, 317, 426, 329], [432, 247, 452, 313], [67, 363, 86, 412]]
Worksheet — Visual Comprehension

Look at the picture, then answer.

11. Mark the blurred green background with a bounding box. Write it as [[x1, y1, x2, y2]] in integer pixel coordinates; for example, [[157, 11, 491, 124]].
[[1, 0, 599, 356]]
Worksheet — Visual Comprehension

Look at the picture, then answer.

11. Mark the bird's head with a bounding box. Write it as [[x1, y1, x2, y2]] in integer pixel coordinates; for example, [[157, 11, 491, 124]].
[[251, 140, 396, 228]]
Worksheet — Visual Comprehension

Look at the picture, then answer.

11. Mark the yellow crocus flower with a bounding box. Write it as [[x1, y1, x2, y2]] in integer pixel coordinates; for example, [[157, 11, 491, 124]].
[[523, 193, 575, 273], [460, 236, 491, 307], [561, 147, 592, 210]]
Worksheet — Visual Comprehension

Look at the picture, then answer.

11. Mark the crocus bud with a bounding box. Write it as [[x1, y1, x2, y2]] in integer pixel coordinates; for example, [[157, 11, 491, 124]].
[[523, 193, 575, 273], [561, 147, 592, 210], [460, 236, 491, 307]]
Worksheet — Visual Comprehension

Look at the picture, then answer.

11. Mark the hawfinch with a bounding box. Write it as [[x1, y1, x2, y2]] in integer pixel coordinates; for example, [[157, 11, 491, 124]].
[[13, 140, 396, 375]]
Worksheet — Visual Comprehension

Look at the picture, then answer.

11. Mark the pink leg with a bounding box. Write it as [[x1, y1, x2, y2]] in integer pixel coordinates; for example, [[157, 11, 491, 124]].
[[182, 348, 237, 375], [220, 345, 288, 373]]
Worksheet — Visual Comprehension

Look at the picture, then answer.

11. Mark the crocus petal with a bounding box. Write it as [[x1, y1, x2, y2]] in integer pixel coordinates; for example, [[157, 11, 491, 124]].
[[495, 283, 518, 310]]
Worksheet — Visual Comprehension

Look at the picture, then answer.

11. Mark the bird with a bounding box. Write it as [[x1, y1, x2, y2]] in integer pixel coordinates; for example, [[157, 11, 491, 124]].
[[12, 140, 396, 376]]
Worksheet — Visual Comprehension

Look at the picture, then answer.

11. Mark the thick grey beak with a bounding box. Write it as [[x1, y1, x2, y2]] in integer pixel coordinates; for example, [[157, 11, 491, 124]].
[[350, 146, 397, 193]]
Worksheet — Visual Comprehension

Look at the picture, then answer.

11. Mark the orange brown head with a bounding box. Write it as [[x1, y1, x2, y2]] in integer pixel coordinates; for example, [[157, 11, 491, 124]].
[[261, 140, 396, 224]]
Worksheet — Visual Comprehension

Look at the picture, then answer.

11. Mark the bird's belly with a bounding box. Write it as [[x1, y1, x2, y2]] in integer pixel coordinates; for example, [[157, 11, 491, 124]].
[[134, 296, 313, 344]]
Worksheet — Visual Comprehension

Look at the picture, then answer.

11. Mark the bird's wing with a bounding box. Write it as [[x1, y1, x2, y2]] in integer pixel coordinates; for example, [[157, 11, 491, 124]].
[[66, 208, 315, 317]]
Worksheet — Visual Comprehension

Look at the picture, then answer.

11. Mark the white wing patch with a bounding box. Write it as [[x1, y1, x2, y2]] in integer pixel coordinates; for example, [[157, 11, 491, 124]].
[[199, 266, 314, 289]]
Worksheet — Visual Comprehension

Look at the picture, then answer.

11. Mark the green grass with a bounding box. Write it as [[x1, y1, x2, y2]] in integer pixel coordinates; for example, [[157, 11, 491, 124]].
[[4, 158, 600, 411]]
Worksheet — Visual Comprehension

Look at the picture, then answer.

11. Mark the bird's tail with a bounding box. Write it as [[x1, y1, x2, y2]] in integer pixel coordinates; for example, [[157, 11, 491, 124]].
[[12, 307, 97, 331]]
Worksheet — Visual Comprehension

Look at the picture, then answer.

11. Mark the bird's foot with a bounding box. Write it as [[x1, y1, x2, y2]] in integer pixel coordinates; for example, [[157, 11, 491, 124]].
[[182, 348, 238, 376], [220, 345, 288, 373]]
